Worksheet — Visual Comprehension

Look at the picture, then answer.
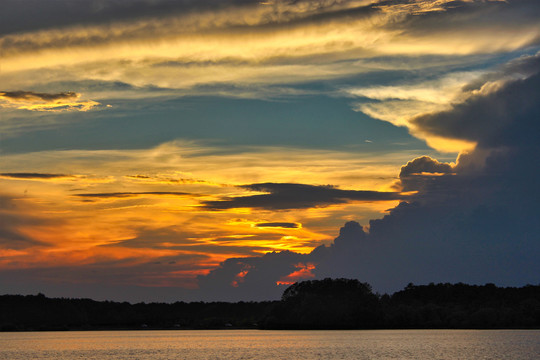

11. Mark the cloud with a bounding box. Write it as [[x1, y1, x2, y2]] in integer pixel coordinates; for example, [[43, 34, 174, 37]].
[[2, 0, 539, 98], [202, 182, 406, 210], [195, 221, 370, 300], [0, 90, 100, 112], [0, 172, 73, 180], [195, 53, 540, 300], [197, 250, 309, 301], [396, 156, 455, 192], [0, 195, 49, 250], [349, 52, 540, 152], [0, 91, 77, 102], [412, 71, 540, 148], [399, 156, 454, 177], [254, 222, 300, 229], [73, 191, 201, 199]]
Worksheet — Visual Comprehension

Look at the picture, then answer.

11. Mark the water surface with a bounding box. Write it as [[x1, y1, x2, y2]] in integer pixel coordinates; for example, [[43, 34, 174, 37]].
[[0, 329, 538, 359]]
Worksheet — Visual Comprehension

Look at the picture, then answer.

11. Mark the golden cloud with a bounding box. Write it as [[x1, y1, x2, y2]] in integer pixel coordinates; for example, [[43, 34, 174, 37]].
[[0, 91, 100, 112]]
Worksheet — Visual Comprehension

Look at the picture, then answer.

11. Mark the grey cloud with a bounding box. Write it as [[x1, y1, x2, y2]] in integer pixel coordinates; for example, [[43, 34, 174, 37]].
[[413, 64, 540, 147], [0, 172, 72, 179], [104, 227, 282, 257], [0, 0, 233, 35], [0, 195, 49, 249], [397, 156, 455, 192], [0, 91, 78, 102], [194, 221, 370, 301], [0, 272, 199, 303], [202, 182, 406, 210], [197, 250, 309, 301], [389, 0, 540, 39], [0, 90, 99, 112], [463, 52, 540, 93], [74, 191, 201, 199], [399, 156, 454, 177], [254, 222, 300, 229], [0, 0, 375, 36], [0, 252, 210, 301], [125, 174, 212, 185]]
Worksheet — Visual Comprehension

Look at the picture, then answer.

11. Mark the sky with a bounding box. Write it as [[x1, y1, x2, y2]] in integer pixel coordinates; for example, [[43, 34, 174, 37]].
[[1, 0, 539, 302]]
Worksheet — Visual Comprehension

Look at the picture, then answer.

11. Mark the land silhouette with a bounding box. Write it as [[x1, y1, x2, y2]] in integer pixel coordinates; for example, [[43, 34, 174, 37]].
[[1, 279, 539, 331]]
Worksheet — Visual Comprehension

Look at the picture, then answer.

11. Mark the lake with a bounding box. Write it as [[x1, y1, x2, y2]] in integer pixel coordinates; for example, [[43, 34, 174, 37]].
[[0, 329, 538, 359]]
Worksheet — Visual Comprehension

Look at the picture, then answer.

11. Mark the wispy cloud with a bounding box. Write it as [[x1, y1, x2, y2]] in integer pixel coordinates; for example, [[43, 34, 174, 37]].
[[0, 91, 100, 112], [202, 182, 406, 210], [254, 222, 301, 229], [73, 191, 202, 199], [0, 172, 74, 180], [2, 0, 538, 97]]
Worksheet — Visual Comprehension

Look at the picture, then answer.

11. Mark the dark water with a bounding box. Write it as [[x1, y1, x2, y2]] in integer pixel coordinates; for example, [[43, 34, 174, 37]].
[[0, 329, 538, 359]]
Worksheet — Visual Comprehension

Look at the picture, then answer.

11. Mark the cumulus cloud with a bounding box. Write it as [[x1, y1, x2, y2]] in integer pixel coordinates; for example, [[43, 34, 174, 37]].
[[195, 53, 540, 300], [395, 156, 455, 192], [195, 221, 370, 300], [197, 250, 310, 301], [0, 91, 100, 112], [412, 71, 540, 148], [202, 182, 406, 210]]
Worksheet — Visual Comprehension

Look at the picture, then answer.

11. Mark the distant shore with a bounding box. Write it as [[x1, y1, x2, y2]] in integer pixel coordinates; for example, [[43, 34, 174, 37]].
[[2, 280, 539, 331]]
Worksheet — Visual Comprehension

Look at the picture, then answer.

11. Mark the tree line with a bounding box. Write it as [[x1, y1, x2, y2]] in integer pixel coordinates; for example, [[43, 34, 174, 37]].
[[1, 279, 539, 331]]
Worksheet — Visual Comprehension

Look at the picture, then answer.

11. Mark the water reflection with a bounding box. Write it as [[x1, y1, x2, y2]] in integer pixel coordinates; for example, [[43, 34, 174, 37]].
[[0, 330, 538, 360]]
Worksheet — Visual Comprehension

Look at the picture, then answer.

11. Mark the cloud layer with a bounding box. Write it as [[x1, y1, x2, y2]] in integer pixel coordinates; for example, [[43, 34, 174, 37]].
[[2, 1, 539, 97]]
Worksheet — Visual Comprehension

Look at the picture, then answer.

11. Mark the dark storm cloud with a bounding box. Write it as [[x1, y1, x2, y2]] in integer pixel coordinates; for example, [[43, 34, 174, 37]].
[[0, 173, 73, 179], [399, 156, 454, 177], [197, 250, 309, 301], [195, 221, 369, 301], [196, 54, 540, 300], [74, 191, 201, 199], [254, 222, 300, 229], [202, 182, 405, 210], [397, 156, 455, 192], [463, 52, 540, 93], [413, 69, 540, 148]]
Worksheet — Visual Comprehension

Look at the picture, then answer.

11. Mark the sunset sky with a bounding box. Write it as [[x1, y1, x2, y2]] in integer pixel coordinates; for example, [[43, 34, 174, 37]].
[[1, 0, 539, 302]]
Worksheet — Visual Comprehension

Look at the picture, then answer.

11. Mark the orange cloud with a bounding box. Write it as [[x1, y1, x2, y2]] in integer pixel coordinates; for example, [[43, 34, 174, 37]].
[[276, 262, 316, 285]]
